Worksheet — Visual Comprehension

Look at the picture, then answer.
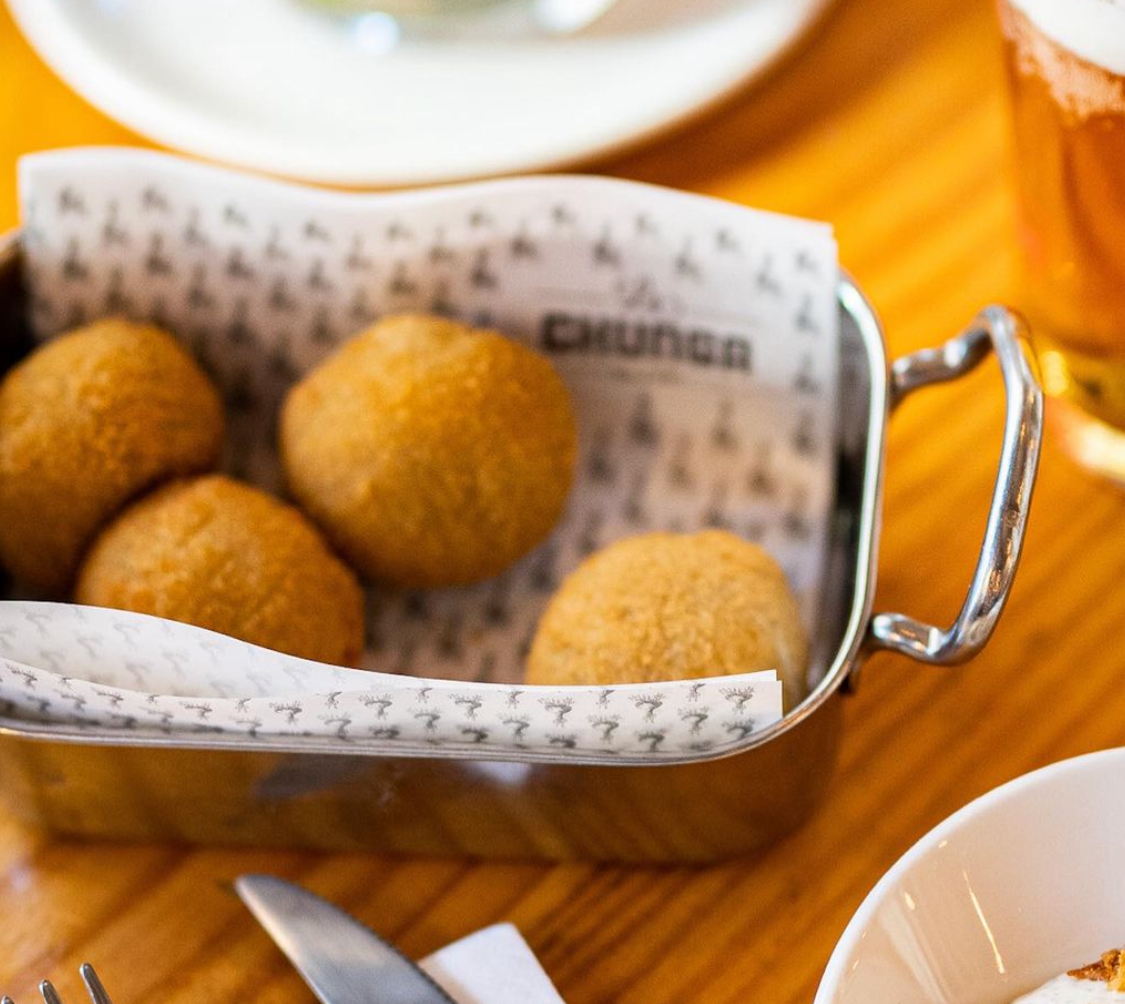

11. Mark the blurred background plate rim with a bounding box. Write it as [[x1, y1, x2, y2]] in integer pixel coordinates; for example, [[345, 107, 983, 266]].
[[5, 0, 834, 187]]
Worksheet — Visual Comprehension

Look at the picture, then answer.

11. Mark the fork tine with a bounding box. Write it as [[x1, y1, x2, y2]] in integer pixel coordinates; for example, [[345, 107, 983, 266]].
[[39, 982, 63, 1004], [78, 966, 112, 1004]]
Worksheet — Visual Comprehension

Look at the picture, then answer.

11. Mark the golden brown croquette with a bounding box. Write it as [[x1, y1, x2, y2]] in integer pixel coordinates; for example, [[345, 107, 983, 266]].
[[280, 314, 577, 588], [0, 319, 224, 593], [526, 530, 809, 708], [75, 475, 365, 666]]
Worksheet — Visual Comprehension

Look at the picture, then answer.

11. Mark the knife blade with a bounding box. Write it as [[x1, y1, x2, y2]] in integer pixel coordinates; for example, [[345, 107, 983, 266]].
[[236, 874, 457, 1004]]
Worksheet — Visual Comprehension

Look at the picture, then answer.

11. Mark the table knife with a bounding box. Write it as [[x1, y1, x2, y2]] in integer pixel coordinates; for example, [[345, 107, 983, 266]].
[[236, 874, 457, 1004]]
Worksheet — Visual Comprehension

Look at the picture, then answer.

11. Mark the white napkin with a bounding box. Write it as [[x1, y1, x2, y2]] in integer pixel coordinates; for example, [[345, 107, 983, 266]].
[[422, 924, 566, 1004]]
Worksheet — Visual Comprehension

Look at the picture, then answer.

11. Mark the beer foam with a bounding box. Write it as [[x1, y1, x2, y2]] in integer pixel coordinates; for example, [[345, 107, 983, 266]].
[[1008, 0, 1125, 76], [1004, 0, 1125, 117]]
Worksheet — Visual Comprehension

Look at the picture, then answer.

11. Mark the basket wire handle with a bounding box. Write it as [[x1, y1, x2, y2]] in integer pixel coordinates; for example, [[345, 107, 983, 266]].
[[867, 305, 1043, 664]]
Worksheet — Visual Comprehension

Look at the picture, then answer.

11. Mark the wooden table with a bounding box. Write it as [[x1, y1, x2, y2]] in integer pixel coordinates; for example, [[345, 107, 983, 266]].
[[0, 0, 1117, 1001]]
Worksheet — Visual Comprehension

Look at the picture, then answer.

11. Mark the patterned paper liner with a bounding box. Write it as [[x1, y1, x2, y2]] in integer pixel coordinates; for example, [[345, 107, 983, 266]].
[[0, 602, 781, 758], [0, 148, 839, 759]]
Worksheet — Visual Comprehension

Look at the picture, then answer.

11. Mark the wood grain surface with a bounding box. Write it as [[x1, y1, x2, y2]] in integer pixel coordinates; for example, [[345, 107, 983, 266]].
[[0, 0, 1118, 1002]]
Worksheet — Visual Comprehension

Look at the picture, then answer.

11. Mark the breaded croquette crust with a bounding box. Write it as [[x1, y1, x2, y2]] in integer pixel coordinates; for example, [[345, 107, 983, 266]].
[[281, 314, 577, 588], [0, 319, 224, 593], [526, 530, 809, 708], [75, 476, 365, 666]]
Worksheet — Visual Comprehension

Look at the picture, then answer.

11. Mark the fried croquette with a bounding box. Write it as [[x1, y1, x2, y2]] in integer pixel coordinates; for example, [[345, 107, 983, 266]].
[[0, 319, 224, 593], [75, 475, 365, 666], [280, 314, 577, 589], [526, 530, 809, 708]]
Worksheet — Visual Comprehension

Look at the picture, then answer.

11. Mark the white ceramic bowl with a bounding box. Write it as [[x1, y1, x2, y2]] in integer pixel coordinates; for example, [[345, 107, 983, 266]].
[[815, 748, 1125, 1004]]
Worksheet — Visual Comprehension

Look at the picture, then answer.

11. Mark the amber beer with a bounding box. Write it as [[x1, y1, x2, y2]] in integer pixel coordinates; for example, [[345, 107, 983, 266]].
[[998, 0, 1125, 476]]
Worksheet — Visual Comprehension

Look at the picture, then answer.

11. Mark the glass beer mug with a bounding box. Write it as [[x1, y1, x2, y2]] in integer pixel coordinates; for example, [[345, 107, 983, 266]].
[[998, 0, 1125, 479]]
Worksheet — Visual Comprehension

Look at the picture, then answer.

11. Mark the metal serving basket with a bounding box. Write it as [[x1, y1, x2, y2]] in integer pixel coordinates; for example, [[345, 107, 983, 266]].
[[0, 157, 1042, 862]]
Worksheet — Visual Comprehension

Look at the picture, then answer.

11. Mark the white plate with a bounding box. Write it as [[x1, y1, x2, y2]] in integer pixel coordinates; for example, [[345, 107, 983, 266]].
[[6, 0, 831, 186], [815, 748, 1125, 1004]]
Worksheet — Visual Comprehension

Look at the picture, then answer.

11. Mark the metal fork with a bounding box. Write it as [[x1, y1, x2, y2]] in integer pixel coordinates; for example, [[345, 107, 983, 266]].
[[2, 965, 113, 1004]]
